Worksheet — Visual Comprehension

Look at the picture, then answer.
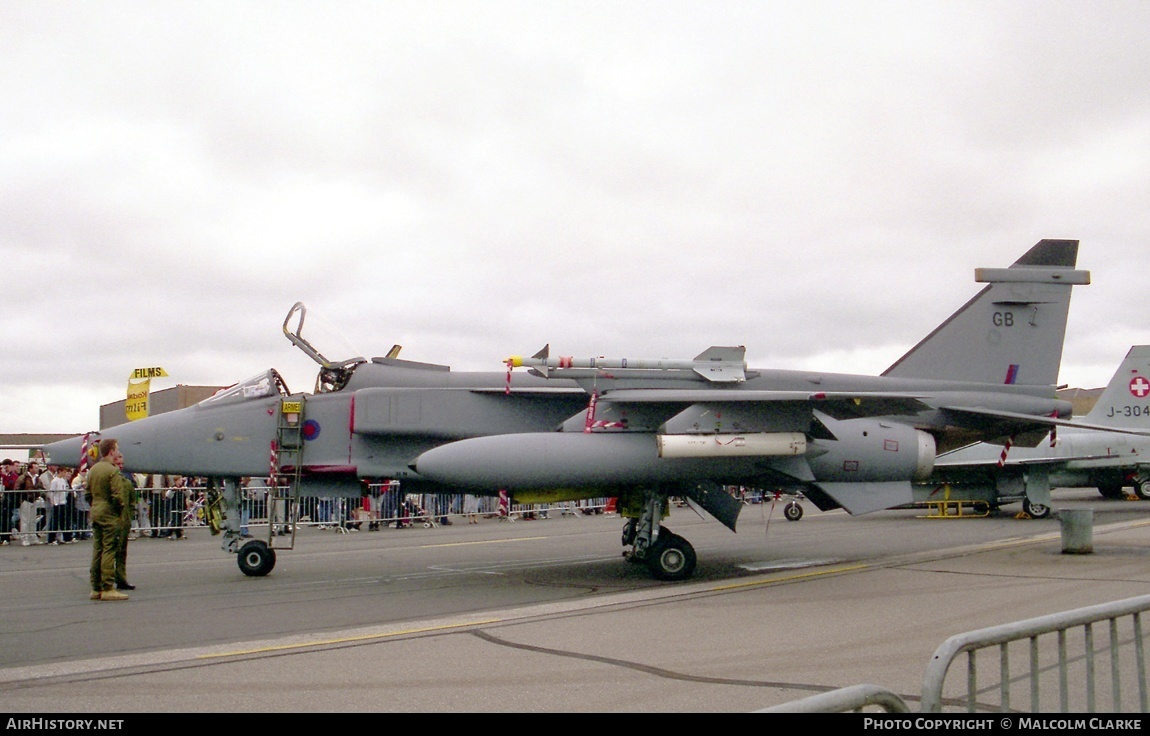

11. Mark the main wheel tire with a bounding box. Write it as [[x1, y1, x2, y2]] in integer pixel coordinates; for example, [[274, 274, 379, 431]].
[[1098, 483, 1126, 500], [646, 531, 697, 581], [784, 501, 803, 521], [1135, 481, 1150, 501], [238, 540, 276, 577], [1022, 497, 1052, 519]]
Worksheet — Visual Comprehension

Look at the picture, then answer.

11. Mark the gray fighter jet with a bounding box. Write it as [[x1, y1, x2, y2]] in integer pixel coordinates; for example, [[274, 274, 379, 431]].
[[44, 239, 1094, 581], [913, 345, 1150, 518]]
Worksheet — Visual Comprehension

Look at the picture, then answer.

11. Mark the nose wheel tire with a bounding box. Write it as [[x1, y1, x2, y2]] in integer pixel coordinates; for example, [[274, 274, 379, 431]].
[[238, 540, 276, 577], [784, 501, 803, 521], [645, 531, 697, 581]]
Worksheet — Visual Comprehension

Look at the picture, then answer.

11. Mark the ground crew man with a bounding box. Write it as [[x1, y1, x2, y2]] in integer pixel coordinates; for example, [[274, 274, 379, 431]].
[[87, 439, 132, 601], [112, 453, 137, 591]]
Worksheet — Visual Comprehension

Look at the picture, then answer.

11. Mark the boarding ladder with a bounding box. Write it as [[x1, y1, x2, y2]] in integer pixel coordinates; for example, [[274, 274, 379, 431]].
[[269, 397, 306, 551]]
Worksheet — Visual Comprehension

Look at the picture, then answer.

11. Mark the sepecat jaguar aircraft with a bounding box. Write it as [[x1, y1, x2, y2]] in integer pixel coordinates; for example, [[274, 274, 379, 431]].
[[46, 239, 1107, 580]]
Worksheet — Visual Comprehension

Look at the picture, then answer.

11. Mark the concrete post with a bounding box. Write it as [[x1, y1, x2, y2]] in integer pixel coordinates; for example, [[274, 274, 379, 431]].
[[1060, 508, 1093, 554]]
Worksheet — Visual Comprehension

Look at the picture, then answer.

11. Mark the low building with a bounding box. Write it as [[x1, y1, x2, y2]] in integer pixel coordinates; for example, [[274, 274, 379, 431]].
[[99, 384, 226, 429]]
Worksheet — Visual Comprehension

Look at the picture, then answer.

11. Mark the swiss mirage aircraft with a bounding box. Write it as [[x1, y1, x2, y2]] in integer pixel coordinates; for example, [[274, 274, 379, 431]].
[[913, 345, 1150, 518], [45, 239, 1100, 581]]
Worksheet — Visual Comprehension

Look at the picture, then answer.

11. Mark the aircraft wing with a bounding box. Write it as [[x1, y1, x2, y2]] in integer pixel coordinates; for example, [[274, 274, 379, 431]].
[[596, 390, 1150, 449], [934, 452, 1125, 469], [597, 389, 933, 419], [940, 406, 1150, 439], [469, 387, 589, 396]]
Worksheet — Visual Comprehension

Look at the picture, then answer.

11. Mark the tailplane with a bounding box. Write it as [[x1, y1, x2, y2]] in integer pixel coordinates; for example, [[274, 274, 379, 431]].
[[1081, 346, 1150, 427], [882, 239, 1089, 386]]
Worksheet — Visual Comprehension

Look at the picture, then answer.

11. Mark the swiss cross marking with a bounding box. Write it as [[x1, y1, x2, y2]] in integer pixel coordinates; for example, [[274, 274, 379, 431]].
[[1130, 376, 1150, 398]]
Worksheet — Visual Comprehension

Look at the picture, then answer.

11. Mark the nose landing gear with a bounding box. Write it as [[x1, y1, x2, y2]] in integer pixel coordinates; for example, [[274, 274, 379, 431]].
[[238, 539, 277, 577]]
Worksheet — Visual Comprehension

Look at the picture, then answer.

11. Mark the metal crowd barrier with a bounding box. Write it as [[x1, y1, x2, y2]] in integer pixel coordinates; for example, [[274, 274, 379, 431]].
[[763, 593, 1150, 713], [0, 486, 611, 540], [756, 684, 911, 713], [920, 593, 1150, 713], [292, 491, 609, 530]]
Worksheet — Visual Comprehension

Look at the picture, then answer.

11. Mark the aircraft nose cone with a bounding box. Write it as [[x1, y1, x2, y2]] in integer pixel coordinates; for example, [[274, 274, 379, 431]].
[[42, 434, 90, 468]]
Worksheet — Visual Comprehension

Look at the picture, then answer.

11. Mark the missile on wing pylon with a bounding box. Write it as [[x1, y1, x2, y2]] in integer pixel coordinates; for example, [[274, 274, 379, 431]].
[[505, 344, 747, 383]]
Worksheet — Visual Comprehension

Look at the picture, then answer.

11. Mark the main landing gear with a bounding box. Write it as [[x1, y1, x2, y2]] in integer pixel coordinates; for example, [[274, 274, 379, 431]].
[[1134, 478, 1150, 501], [1098, 483, 1126, 500], [644, 531, 697, 581], [621, 493, 698, 581], [1021, 497, 1052, 519]]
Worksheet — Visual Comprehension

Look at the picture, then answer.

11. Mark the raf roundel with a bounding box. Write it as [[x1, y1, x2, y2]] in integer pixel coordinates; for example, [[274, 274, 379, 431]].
[[302, 419, 321, 441], [1129, 376, 1150, 398]]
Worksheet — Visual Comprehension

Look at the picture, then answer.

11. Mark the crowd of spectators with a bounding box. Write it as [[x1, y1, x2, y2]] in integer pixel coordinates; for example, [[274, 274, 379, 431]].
[[1, 459, 88, 546], [0, 459, 206, 546], [0, 459, 609, 544]]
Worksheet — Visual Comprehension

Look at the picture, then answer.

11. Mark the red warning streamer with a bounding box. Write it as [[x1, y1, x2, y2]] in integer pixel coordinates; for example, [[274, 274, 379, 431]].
[[268, 440, 279, 486], [583, 390, 599, 433], [997, 436, 1014, 468], [78, 433, 91, 474]]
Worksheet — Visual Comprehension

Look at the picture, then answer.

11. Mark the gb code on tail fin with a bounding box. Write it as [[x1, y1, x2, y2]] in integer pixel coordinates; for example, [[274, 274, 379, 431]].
[[883, 239, 1089, 387]]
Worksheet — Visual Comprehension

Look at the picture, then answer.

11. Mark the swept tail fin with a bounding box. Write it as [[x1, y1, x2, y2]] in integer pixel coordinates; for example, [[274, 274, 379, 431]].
[[882, 239, 1089, 386], [1081, 346, 1150, 427]]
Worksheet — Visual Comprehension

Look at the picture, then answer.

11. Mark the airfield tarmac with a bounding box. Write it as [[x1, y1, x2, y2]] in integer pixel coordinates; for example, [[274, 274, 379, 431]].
[[2, 490, 1150, 713]]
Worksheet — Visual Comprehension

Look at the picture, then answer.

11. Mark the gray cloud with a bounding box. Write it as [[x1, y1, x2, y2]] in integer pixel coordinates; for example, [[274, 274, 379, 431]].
[[3, 1, 1148, 432]]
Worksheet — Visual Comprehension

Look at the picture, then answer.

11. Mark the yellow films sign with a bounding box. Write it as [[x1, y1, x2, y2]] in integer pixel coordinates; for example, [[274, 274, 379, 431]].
[[126, 379, 150, 421], [131, 366, 169, 380]]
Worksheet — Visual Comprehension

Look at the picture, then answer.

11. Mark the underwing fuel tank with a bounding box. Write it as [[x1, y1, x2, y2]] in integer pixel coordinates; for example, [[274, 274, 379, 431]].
[[657, 432, 805, 458], [413, 432, 771, 490], [412, 423, 932, 492]]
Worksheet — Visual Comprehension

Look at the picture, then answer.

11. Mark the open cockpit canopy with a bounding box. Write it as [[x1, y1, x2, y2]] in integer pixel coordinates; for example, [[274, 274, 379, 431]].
[[282, 301, 378, 393]]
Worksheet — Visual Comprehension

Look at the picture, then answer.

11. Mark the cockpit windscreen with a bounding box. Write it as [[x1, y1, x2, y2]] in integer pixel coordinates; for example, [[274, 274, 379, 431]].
[[199, 370, 290, 406]]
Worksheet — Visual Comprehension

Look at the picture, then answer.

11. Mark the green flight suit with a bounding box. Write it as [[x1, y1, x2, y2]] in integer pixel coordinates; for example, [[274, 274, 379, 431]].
[[114, 472, 138, 586], [87, 459, 132, 593]]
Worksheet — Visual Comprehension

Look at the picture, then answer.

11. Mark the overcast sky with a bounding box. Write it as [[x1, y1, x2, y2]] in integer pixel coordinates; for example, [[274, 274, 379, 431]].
[[3, 1, 1149, 434]]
